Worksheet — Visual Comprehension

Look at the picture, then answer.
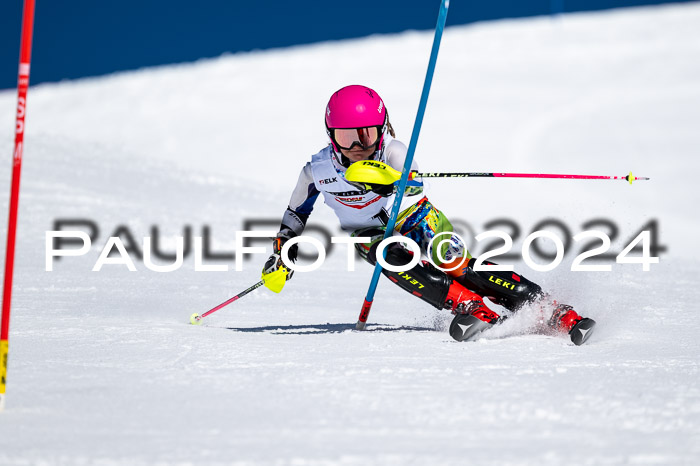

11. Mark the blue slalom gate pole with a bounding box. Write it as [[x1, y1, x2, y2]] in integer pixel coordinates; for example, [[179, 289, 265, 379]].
[[356, 0, 450, 330]]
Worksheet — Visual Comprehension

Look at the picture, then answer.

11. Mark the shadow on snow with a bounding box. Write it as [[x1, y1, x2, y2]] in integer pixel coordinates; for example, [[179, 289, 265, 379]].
[[226, 323, 435, 335]]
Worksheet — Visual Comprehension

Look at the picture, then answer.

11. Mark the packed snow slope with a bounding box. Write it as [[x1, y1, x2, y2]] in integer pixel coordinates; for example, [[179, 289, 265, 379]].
[[0, 3, 699, 465]]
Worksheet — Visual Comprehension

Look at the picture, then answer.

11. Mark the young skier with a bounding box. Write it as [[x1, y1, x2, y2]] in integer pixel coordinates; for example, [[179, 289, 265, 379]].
[[262, 84, 596, 345]]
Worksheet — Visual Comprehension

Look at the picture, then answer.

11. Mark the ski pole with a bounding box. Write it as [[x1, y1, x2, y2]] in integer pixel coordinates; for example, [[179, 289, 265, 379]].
[[189, 280, 265, 325], [357, 0, 450, 330], [410, 171, 649, 184], [1, 0, 36, 412]]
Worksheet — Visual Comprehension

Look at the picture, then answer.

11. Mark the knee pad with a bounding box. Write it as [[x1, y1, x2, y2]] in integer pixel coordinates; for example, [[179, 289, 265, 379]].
[[355, 236, 454, 310], [460, 258, 544, 311]]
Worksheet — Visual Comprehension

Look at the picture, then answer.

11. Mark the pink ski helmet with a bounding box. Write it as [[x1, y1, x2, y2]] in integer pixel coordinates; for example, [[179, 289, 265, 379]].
[[325, 85, 388, 163]]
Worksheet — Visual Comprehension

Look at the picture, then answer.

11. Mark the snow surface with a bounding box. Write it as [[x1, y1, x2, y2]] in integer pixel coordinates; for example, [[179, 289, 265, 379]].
[[1, 3, 699, 465]]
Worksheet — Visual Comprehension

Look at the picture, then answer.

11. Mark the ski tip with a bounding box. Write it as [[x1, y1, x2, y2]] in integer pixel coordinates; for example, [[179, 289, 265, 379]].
[[570, 318, 596, 345], [189, 313, 202, 325], [449, 313, 494, 342]]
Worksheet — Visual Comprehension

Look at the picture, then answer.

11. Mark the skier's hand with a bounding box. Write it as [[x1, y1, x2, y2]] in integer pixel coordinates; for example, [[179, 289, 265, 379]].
[[364, 182, 396, 197], [261, 237, 296, 293], [345, 179, 396, 197]]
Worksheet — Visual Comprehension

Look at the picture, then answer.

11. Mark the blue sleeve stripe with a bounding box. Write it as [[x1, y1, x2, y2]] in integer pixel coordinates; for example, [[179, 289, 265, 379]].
[[296, 184, 319, 216]]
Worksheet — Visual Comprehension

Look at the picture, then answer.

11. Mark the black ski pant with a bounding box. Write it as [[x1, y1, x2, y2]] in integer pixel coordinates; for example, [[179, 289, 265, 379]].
[[359, 237, 543, 312]]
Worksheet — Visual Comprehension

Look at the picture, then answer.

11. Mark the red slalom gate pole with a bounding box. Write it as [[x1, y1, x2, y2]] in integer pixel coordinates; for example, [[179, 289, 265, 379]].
[[1, 0, 36, 411]]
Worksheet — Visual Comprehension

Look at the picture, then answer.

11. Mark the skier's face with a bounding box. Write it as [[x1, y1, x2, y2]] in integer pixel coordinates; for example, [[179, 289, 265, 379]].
[[340, 144, 377, 164]]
